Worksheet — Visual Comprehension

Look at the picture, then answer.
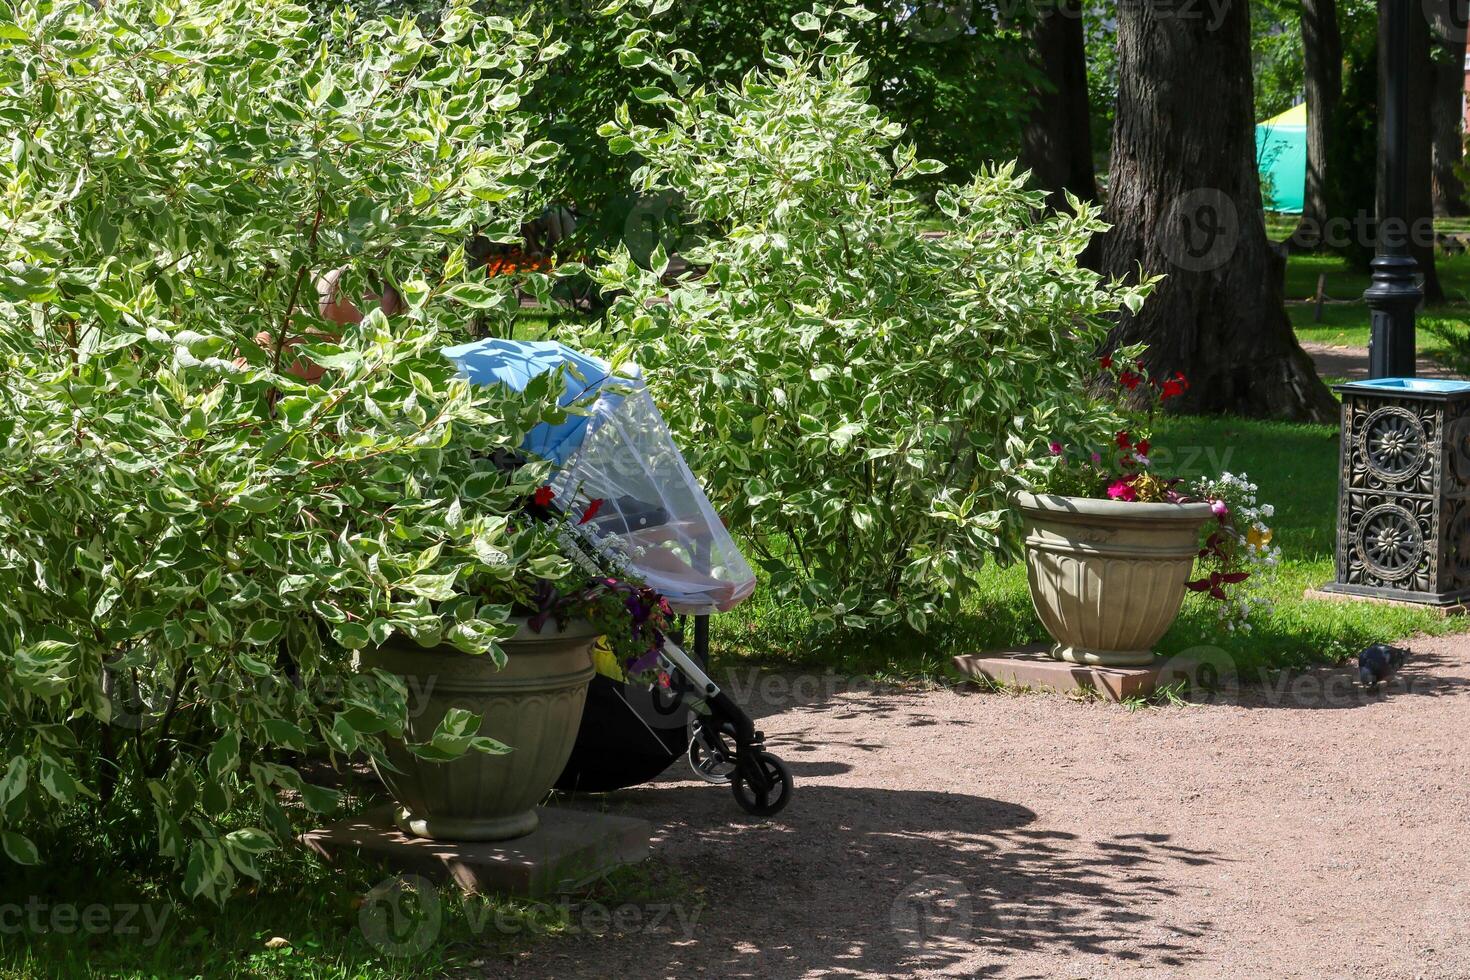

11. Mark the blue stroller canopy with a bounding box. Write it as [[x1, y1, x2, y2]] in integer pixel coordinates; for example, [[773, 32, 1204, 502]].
[[441, 338, 632, 466]]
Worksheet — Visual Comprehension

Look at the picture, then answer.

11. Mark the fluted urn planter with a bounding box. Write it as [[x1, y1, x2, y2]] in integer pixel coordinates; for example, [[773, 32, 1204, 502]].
[[356, 618, 597, 841], [1014, 491, 1214, 667]]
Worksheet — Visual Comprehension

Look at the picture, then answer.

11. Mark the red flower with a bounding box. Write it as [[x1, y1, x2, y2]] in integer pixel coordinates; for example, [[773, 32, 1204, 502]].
[[1119, 370, 1142, 391], [1136, 438, 1151, 457], [577, 497, 605, 525], [533, 485, 555, 507], [1116, 430, 1133, 449], [1160, 371, 1189, 400], [1099, 355, 1113, 370]]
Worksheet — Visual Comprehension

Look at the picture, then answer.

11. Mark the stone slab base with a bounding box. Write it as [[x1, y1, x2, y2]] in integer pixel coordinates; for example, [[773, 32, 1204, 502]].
[[954, 645, 1179, 702], [1303, 587, 1469, 617], [301, 805, 651, 896]]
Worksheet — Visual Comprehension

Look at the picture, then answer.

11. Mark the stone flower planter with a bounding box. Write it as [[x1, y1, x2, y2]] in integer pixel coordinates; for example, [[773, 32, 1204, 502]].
[[356, 617, 597, 841], [1014, 491, 1215, 667]]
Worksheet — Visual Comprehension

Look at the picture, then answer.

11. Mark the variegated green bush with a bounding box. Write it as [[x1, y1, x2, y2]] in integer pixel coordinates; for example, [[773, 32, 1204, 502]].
[[0, 0, 574, 900], [588, 6, 1154, 631]]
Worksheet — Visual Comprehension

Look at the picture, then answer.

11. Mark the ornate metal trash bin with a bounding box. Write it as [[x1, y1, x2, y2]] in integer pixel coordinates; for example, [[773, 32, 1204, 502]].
[[1322, 377, 1470, 605]]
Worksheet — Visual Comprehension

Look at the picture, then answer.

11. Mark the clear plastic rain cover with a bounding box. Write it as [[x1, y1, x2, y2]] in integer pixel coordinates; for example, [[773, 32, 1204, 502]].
[[551, 379, 756, 615]]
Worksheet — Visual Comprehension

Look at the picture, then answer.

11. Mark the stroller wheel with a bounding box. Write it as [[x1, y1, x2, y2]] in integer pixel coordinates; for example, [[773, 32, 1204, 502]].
[[731, 751, 793, 817], [688, 726, 736, 784]]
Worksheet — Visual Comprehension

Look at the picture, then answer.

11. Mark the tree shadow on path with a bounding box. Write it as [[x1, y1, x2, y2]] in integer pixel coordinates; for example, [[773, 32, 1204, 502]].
[[540, 782, 1223, 979]]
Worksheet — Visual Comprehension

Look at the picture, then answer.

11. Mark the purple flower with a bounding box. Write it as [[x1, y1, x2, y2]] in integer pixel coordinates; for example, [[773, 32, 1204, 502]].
[[626, 648, 661, 674], [1211, 499, 1229, 518]]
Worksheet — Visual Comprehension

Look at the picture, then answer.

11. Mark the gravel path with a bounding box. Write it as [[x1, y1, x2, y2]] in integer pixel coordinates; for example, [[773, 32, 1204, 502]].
[[498, 635, 1470, 979], [1300, 341, 1456, 382]]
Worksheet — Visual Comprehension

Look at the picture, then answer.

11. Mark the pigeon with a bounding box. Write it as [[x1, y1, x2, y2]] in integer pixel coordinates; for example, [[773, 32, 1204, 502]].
[[1358, 643, 1409, 692]]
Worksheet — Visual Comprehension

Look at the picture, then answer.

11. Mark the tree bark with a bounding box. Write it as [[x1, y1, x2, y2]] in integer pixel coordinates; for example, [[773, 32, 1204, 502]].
[[1428, 1, 1470, 217], [1323, 23, 1378, 271], [1378, 1, 1444, 304], [1289, 0, 1342, 249], [1101, 0, 1336, 423], [1019, 0, 1097, 210]]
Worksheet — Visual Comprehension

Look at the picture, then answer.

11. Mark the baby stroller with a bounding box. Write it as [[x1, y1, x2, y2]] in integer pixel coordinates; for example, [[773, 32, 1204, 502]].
[[443, 338, 793, 817]]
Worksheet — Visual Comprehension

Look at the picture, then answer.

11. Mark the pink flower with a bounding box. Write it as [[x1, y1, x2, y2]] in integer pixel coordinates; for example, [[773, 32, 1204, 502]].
[[1106, 479, 1138, 502], [1049, 441, 1063, 456], [1211, 499, 1229, 518], [1090, 452, 1102, 464]]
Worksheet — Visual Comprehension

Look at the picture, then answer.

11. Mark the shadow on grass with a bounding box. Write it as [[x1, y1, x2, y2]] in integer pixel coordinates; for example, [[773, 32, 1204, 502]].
[[0, 801, 694, 980]]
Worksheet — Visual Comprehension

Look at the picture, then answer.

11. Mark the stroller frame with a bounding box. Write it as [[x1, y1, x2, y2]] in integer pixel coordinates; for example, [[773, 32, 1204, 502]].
[[553, 514, 793, 817]]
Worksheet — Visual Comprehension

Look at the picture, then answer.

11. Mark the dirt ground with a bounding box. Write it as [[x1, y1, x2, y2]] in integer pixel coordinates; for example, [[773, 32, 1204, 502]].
[[1300, 341, 1454, 382], [492, 633, 1470, 979]]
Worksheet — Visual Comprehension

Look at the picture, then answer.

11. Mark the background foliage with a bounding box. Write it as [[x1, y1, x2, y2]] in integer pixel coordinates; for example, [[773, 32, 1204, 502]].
[[463, 0, 1038, 249]]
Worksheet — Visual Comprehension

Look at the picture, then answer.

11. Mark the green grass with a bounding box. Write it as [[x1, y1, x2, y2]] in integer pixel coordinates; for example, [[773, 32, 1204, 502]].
[[713, 414, 1469, 679], [1284, 249, 1470, 355], [1290, 302, 1470, 352]]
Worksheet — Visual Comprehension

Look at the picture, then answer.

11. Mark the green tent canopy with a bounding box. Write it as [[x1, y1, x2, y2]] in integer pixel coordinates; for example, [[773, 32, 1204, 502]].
[[1256, 102, 1306, 214]]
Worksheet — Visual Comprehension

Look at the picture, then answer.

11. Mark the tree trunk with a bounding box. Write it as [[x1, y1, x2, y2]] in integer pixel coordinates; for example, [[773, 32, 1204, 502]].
[[1289, 0, 1342, 249], [1019, 0, 1097, 210], [1323, 24, 1378, 271], [1428, 1, 1470, 217], [1102, 0, 1336, 423], [1379, 1, 1444, 304]]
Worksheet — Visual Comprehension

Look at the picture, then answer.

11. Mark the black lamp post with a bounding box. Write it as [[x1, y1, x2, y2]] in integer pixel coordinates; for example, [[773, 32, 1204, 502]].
[[1365, 0, 1422, 379]]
